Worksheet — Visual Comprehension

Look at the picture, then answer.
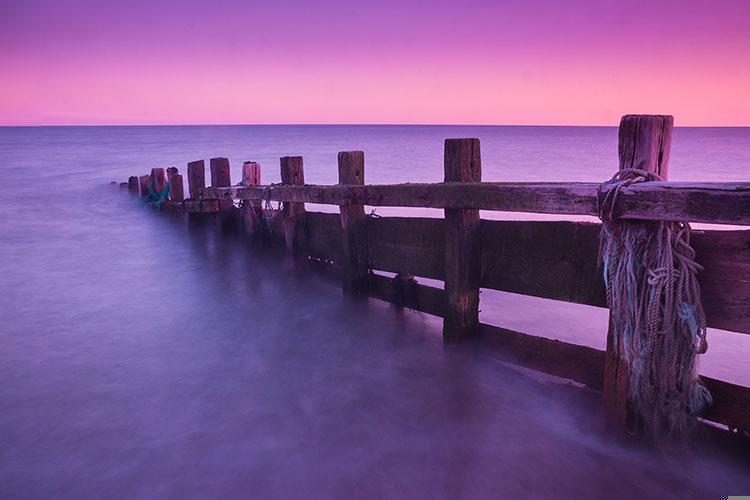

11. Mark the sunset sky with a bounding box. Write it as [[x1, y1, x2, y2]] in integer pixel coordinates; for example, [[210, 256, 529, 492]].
[[1, 0, 748, 126]]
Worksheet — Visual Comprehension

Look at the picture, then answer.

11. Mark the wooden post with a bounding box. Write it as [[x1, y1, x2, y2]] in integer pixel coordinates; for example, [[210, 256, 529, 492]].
[[210, 157, 233, 211], [128, 176, 139, 194], [187, 160, 205, 200], [138, 175, 150, 199], [280, 156, 306, 252], [338, 151, 368, 295], [603, 114, 673, 431], [241, 161, 262, 234], [443, 138, 481, 343], [167, 168, 184, 202], [150, 168, 166, 194]]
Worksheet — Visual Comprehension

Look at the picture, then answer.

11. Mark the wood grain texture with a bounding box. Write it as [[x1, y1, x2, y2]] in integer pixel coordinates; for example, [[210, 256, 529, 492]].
[[280, 156, 306, 253], [150, 168, 166, 194], [604, 114, 674, 432], [203, 181, 750, 226], [168, 172, 184, 202], [338, 151, 369, 295], [367, 216, 445, 280], [443, 139, 481, 343], [187, 160, 205, 200], [305, 211, 342, 263], [138, 175, 150, 199]]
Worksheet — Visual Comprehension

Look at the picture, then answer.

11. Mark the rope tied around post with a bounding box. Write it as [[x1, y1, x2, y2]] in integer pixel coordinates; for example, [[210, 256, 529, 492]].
[[598, 167, 711, 438]]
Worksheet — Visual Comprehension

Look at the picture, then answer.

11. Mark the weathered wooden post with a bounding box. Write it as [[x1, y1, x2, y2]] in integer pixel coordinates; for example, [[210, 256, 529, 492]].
[[150, 168, 166, 194], [338, 151, 368, 295], [210, 157, 233, 211], [167, 168, 184, 202], [187, 160, 205, 200], [138, 175, 150, 199], [603, 114, 673, 431], [443, 139, 482, 343], [241, 161, 262, 234], [280, 156, 306, 252], [128, 176, 139, 194]]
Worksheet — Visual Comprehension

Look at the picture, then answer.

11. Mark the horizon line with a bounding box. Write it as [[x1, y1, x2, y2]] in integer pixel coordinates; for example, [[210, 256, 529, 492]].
[[2, 122, 749, 128]]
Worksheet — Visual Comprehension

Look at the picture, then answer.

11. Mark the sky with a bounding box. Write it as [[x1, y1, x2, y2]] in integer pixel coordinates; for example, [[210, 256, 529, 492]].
[[1, 0, 749, 126]]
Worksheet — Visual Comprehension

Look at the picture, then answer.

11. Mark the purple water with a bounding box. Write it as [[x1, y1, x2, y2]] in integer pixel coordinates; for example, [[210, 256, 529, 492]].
[[1, 125, 748, 498]]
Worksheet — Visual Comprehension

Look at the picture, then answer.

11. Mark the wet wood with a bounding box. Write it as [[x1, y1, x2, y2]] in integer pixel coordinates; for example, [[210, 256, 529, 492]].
[[187, 160, 205, 200], [604, 114, 674, 432], [240, 162, 262, 234], [338, 151, 368, 295], [443, 138, 481, 343], [210, 157, 232, 211], [305, 211, 343, 263], [138, 175, 150, 199], [204, 180, 750, 226], [367, 216, 445, 280], [368, 273, 445, 318], [280, 156, 306, 253], [167, 169, 184, 202], [150, 168, 166, 195]]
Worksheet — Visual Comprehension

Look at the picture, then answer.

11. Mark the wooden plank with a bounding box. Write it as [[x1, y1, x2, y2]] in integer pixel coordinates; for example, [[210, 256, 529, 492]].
[[368, 273, 445, 318], [305, 211, 342, 263], [478, 323, 606, 390], [187, 160, 205, 200], [693, 229, 750, 334], [204, 180, 750, 226], [603, 114, 674, 432], [280, 156, 306, 253], [701, 377, 750, 431], [367, 217, 445, 280], [443, 138, 481, 343], [338, 151, 369, 295], [480, 220, 605, 307]]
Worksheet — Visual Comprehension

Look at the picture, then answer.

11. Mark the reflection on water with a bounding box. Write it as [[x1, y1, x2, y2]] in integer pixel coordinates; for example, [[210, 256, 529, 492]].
[[1, 126, 749, 497]]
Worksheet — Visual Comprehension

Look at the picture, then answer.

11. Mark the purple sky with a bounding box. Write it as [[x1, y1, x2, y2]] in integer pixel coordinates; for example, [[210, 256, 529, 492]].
[[1, 0, 749, 125]]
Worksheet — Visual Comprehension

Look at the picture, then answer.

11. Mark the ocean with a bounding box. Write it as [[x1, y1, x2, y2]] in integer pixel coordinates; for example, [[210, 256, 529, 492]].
[[1, 125, 748, 498]]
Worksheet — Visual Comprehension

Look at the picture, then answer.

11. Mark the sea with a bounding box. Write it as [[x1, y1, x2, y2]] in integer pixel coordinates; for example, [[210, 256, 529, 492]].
[[1, 125, 748, 498]]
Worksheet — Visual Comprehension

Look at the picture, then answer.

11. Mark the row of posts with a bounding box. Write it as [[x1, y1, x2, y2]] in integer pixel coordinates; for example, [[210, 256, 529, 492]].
[[125, 115, 673, 434]]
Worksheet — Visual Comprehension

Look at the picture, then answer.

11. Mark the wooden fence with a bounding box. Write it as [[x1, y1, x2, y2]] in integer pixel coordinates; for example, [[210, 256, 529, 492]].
[[123, 115, 750, 437]]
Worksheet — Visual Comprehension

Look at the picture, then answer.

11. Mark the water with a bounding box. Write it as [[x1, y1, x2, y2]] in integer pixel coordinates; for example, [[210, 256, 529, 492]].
[[1, 125, 749, 498]]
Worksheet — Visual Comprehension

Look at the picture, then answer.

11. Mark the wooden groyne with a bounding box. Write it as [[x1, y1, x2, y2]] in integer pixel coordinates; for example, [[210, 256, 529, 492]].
[[120, 115, 750, 439]]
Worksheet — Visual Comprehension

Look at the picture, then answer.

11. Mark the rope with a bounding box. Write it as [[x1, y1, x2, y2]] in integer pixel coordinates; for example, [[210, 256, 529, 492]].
[[598, 168, 711, 438]]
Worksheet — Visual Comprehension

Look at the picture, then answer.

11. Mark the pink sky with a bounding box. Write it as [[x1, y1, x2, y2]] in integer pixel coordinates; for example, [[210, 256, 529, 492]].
[[1, 0, 749, 126]]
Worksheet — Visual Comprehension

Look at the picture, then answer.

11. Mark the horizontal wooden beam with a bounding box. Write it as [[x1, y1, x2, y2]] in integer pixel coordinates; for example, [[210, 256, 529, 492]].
[[364, 272, 750, 431], [203, 181, 750, 226]]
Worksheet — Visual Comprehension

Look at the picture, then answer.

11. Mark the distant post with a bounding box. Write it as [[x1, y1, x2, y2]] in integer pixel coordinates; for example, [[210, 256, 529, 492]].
[[138, 175, 150, 199], [603, 114, 673, 431], [280, 156, 306, 252], [242, 161, 262, 234], [338, 151, 369, 295], [167, 168, 184, 202], [210, 157, 233, 211], [187, 160, 205, 200], [127, 176, 139, 194], [443, 139, 481, 342]]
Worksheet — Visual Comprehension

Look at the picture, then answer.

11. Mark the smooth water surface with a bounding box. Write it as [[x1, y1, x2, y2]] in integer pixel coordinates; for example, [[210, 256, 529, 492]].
[[1, 126, 748, 498]]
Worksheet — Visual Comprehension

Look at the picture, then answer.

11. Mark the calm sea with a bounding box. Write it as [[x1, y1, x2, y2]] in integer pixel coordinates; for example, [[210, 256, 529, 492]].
[[1, 125, 748, 498]]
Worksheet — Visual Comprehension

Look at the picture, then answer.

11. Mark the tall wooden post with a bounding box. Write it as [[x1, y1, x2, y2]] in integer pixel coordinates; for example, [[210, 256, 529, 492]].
[[338, 151, 369, 295], [150, 168, 166, 194], [187, 160, 205, 200], [210, 157, 233, 211], [280, 156, 306, 253], [443, 139, 482, 343], [603, 114, 673, 431]]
